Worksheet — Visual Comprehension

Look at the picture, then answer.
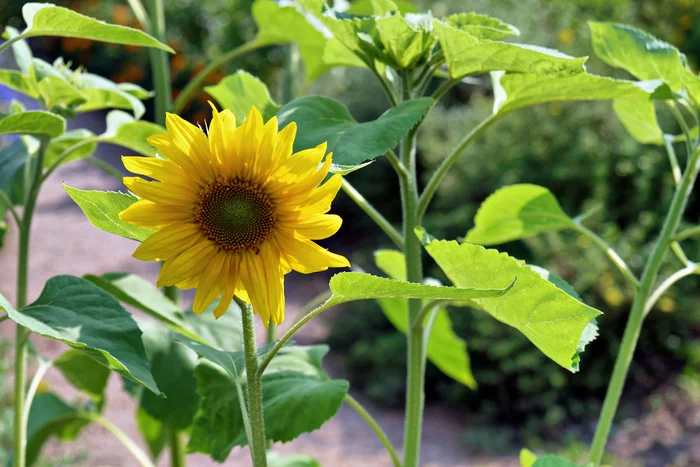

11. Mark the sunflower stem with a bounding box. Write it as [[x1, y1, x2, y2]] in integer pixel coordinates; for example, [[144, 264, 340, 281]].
[[147, 0, 172, 126], [168, 429, 186, 467], [237, 296, 268, 467]]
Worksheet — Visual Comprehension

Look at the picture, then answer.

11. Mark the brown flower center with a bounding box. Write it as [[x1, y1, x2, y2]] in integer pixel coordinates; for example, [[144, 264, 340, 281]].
[[194, 178, 276, 252]]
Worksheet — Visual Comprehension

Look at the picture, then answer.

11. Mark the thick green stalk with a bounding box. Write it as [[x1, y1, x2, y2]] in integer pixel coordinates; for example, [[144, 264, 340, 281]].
[[168, 430, 186, 467], [238, 297, 268, 467], [14, 138, 49, 467], [588, 146, 700, 465], [147, 0, 171, 126]]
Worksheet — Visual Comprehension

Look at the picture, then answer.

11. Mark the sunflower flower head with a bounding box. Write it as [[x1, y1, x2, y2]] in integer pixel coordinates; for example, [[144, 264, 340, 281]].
[[119, 105, 350, 325]]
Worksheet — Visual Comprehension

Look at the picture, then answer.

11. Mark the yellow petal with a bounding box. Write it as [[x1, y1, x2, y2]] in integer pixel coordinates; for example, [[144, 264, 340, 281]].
[[147, 134, 205, 179], [213, 256, 239, 318], [192, 253, 225, 314], [165, 112, 215, 180], [122, 156, 185, 184], [123, 177, 195, 206], [285, 214, 343, 240], [252, 116, 279, 180], [240, 244, 285, 326], [238, 106, 264, 180], [279, 235, 350, 274], [132, 224, 200, 261], [157, 241, 217, 287], [120, 200, 192, 229]]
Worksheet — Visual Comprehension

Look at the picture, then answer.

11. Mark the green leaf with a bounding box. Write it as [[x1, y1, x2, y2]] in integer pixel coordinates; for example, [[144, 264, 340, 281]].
[[443, 12, 519, 40], [278, 96, 433, 168], [492, 70, 663, 115], [347, 0, 417, 15], [682, 68, 700, 108], [589, 22, 683, 91], [25, 393, 90, 466], [532, 455, 578, 467], [3, 26, 34, 75], [434, 20, 586, 79], [417, 229, 602, 372], [613, 98, 664, 145], [77, 73, 147, 119], [44, 129, 97, 167], [466, 184, 575, 245], [0, 276, 161, 394], [0, 140, 28, 205], [96, 110, 166, 157], [136, 408, 168, 460], [117, 82, 154, 100], [268, 452, 320, 467], [182, 300, 244, 352], [64, 186, 156, 242], [54, 349, 110, 409], [0, 69, 38, 98], [252, 0, 363, 82], [18, 3, 173, 51], [205, 71, 280, 122], [0, 111, 65, 136], [188, 346, 348, 461], [520, 448, 538, 467], [130, 323, 199, 431], [84, 273, 197, 340], [37, 76, 87, 109], [375, 13, 437, 69], [374, 250, 476, 389]]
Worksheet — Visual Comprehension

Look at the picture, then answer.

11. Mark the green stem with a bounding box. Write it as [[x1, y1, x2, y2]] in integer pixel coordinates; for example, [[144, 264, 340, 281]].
[[674, 225, 700, 242], [344, 394, 401, 467], [664, 135, 682, 185], [173, 41, 263, 114], [23, 359, 52, 433], [81, 412, 156, 467], [127, 0, 151, 30], [0, 35, 21, 57], [571, 222, 639, 288], [411, 299, 446, 331], [147, 0, 172, 125], [341, 179, 403, 250], [238, 296, 267, 467], [0, 188, 20, 227], [168, 429, 186, 467], [385, 149, 410, 179], [588, 146, 700, 465], [644, 263, 699, 317], [86, 157, 124, 183], [0, 314, 8, 324], [14, 137, 49, 467], [368, 64, 399, 107], [417, 113, 500, 221], [41, 138, 101, 183]]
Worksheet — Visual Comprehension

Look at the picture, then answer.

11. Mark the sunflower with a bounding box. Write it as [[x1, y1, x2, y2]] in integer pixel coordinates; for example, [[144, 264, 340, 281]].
[[119, 105, 350, 325]]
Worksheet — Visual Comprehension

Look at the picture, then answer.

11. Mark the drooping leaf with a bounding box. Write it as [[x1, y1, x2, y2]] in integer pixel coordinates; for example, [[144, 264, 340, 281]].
[[492, 70, 663, 115], [16, 3, 173, 51], [36, 76, 87, 109], [44, 129, 97, 167], [589, 22, 683, 91], [64, 186, 156, 242], [25, 393, 90, 466], [96, 110, 165, 157], [613, 98, 664, 145], [0, 69, 39, 98], [374, 250, 476, 388], [0, 110, 65, 136], [205, 70, 280, 122], [278, 96, 434, 168], [417, 229, 602, 372], [54, 349, 111, 409], [0, 276, 161, 394], [466, 184, 575, 245], [434, 21, 586, 79], [443, 12, 519, 40], [84, 272, 197, 340]]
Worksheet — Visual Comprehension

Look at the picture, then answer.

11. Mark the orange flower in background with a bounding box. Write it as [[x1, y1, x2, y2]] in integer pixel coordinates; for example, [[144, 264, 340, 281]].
[[120, 106, 350, 325]]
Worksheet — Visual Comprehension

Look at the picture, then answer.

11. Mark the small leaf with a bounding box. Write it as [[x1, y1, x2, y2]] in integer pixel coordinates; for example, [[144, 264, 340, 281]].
[[466, 184, 575, 245], [0, 277, 160, 394], [64, 186, 156, 242], [443, 12, 519, 40], [613, 98, 664, 145], [375, 13, 437, 69], [0, 69, 39, 98], [37, 76, 87, 109], [435, 20, 586, 79], [19, 3, 173, 51], [205, 70, 280, 122], [77, 73, 148, 118], [492, 70, 664, 115], [97, 110, 166, 157], [418, 229, 602, 372], [278, 95, 433, 168], [0, 110, 65, 136], [589, 22, 683, 91], [25, 393, 90, 466], [268, 451, 320, 467], [44, 129, 97, 167], [520, 448, 538, 467], [54, 349, 110, 409], [532, 455, 578, 467]]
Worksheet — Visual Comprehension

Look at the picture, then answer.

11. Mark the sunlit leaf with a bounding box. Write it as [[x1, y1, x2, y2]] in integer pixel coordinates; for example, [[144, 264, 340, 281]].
[[466, 184, 575, 245], [96, 110, 166, 157], [17, 3, 172, 51], [0, 68, 38, 98], [682, 68, 700, 108], [3, 26, 33, 75], [443, 12, 519, 40], [44, 129, 97, 167], [205, 71, 280, 122], [532, 455, 578, 467], [0, 276, 161, 394], [0, 110, 65, 136], [64, 186, 156, 242], [613, 98, 664, 145], [417, 228, 602, 372], [375, 13, 437, 69], [36, 76, 86, 109], [268, 451, 320, 467], [77, 73, 147, 118], [520, 448, 538, 467]]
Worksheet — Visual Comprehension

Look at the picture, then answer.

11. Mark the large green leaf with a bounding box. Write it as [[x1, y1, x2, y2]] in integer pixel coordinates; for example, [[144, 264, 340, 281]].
[[613, 98, 664, 145], [252, 0, 363, 82], [375, 13, 437, 69], [16, 3, 172, 51], [77, 73, 147, 119], [0, 276, 161, 394], [188, 345, 348, 461], [374, 250, 477, 388], [54, 349, 111, 409], [589, 22, 683, 91], [492, 70, 663, 115], [434, 20, 586, 79], [64, 186, 156, 242], [182, 300, 244, 352], [443, 12, 519, 40], [466, 184, 575, 245], [0, 68, 38, 98], [205, 71, 280, 122], [25, 393, 90, 466], [417, 229, 602, 372], [96, 110, 166, 157], [44, 129, 97, 167], [0, 111, 65, 136], [278, 96, 434, 168]]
